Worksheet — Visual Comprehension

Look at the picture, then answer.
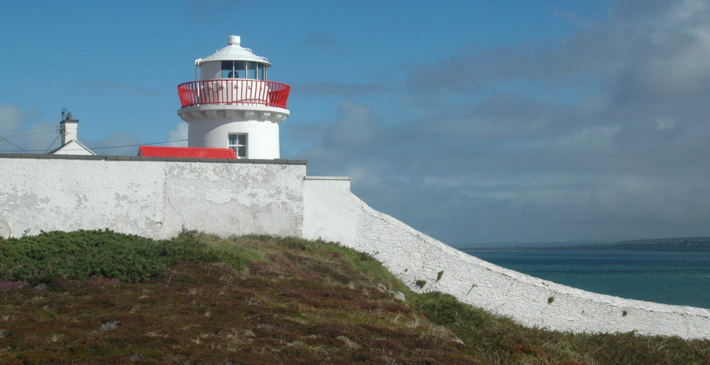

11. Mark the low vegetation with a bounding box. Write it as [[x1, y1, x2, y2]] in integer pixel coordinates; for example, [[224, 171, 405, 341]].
[[0, 230, 708, 364]]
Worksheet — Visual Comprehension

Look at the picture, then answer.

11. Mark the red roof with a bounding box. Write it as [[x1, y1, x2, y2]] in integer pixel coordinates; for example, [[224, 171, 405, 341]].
[[138, 146, 237, 159]]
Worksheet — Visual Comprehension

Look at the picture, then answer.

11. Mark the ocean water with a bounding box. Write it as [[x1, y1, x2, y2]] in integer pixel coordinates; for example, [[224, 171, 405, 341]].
[[461, 249, 710, 308]]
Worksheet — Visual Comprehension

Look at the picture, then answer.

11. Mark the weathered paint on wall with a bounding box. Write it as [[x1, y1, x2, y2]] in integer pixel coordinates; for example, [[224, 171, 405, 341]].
[[1, 155, 709, 339], [0, 155, 305, 239], [302, 177, 710, 339]]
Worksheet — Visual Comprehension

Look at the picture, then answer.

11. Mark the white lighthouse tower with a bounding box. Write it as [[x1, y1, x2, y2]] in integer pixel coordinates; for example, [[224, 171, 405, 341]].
[[177, 35, 290, 159]]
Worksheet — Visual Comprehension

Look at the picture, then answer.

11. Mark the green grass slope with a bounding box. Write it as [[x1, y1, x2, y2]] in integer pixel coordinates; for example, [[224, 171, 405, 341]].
[[0, 230, 708, 364]]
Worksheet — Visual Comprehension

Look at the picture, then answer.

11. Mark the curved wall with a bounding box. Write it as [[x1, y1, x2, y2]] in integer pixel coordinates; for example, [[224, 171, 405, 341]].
[[179, 104, 289, 160], [188, 118, 280, 159], [302, 177, 710, 339]]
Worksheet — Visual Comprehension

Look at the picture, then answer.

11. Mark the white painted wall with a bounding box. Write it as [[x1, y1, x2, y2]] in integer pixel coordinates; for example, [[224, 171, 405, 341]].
[[179, 104, 288, 160], [51, 140, 95, 156], [187, 118, 279, 159], [60, 120, 79, 145], [1, 155, 708, 339], [302, 177, 710, 339], [0, 155, 305, 240]]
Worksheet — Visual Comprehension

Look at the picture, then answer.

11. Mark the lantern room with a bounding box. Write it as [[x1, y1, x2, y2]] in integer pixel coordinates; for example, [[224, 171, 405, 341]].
[[197, 35, 270, 81], [177, 35, 290, 159]]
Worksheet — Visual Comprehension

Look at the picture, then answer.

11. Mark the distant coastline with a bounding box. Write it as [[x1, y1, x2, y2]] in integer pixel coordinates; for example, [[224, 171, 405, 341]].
[[466, 237, 710, 252]]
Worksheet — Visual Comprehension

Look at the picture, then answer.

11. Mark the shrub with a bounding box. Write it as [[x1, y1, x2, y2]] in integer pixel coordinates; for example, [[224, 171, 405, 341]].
[[0, 229, 228, 284]]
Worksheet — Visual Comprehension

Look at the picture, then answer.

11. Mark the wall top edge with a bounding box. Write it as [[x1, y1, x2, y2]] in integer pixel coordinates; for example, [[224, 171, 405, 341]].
[[0, 153, 308, 165], [304, 176, 352, 181]]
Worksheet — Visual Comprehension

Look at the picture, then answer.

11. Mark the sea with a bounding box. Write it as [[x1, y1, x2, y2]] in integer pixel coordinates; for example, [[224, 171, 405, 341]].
[[460, 248, 710, 309]]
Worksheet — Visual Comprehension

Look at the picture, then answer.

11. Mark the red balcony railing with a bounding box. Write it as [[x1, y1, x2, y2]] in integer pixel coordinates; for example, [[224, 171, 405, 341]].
[[178, 79, 290, 109]]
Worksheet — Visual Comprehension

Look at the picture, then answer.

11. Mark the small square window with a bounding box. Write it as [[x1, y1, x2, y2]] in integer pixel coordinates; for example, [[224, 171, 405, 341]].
[[228, 133, 247, 158]]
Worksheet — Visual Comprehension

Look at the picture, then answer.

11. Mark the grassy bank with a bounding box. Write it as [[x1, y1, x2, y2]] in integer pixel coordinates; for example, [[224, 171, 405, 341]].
[[0, 230, 708, 364]]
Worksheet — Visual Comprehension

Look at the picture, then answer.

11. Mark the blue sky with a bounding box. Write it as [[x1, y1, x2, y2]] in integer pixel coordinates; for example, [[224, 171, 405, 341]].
[[2, 0, 710, 246]]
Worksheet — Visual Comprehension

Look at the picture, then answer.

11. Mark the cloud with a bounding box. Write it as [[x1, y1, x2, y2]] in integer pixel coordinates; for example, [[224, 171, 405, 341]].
[[87, 132, 143, 156], [302, 33, 341, 51], [87, 124, 190, 155], [0, 104, 27, 132], [407, 0, 710, 107], [87, 123, 188, 155], [166, 122, 188, 147], [0, 104, 60, 153], [323, 101, 377, 150], [607, 1, 710, 104], [291, 0, 710, 245], [0, 103, 147, 156]]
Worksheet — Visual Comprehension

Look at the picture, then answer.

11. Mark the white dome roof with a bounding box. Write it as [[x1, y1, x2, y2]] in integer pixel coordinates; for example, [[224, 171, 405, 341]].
[[195, 35, 271, 67]]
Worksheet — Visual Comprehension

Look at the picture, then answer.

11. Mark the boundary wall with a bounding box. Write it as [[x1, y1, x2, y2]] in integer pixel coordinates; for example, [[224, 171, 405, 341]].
[[0, 154, 306, 240], [302, 177, 710, 339], [1, 155, 708, 339]]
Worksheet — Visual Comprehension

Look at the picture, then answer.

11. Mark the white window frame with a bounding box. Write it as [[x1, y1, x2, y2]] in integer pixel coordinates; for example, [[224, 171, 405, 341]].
[[228, 133, 248, 158]]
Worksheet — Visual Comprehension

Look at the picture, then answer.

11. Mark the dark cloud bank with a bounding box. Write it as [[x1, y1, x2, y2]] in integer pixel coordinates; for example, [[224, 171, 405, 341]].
[[287, 0, 710, 246]]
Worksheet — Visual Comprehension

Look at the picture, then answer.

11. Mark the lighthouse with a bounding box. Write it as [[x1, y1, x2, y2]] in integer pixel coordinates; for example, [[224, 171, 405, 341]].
[[177, 35, 290, 159]]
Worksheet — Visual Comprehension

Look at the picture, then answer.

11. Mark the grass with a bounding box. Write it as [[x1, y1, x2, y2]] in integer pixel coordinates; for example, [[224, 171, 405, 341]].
[[0, 230, 708, 364]]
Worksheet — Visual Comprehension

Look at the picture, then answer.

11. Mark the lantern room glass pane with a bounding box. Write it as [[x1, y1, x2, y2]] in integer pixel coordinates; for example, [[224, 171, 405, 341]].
[[247, 62, 256, 79], [235, 61, 246, 78], [221, 61, 234, 78]]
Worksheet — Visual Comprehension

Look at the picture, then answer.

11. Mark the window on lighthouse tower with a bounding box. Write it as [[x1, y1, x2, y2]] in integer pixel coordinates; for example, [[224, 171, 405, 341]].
[[221, 61, 266, 80], [228, 133, 248, 158]]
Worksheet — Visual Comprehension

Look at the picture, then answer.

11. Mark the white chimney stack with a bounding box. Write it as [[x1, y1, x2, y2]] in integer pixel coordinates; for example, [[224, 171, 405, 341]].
[[60, 118, 79, 145]]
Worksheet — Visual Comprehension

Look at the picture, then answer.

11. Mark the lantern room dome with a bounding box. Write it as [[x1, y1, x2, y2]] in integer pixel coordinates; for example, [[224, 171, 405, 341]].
[[195, 35, 271, 67]]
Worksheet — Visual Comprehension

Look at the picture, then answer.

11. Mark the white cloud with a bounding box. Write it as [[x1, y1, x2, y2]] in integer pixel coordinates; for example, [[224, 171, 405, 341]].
[[166, 122, 188, 147], [87, 132, 142, 155], [288, 0, 710, 245], [0, 103, 148, 156], [0, 104, 25, 132], [0, 104, 59, 153], [323, 101, 376, 150]]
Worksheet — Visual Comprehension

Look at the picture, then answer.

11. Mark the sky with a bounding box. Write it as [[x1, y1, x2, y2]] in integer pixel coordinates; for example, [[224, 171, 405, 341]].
[[2, 0, 710, 247]]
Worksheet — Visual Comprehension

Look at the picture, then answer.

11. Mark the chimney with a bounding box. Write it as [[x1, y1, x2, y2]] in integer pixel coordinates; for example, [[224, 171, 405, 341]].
[[60, 118, 79, 145]]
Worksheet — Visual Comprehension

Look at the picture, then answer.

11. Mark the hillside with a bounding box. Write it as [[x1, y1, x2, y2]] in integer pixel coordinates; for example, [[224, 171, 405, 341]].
[[0, 230, 708, 364]]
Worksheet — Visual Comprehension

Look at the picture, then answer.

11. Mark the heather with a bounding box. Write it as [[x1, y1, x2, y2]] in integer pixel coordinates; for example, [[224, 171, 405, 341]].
[[0, 230, 708, 364]]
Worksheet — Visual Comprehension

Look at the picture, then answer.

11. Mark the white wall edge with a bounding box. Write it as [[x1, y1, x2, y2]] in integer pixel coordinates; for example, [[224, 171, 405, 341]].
[[303, 178, 710, 339]]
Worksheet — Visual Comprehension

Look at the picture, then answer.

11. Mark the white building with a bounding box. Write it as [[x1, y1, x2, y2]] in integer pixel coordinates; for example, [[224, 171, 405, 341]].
[[50, 117, 95, 156], [177, 35, 290, 160]]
